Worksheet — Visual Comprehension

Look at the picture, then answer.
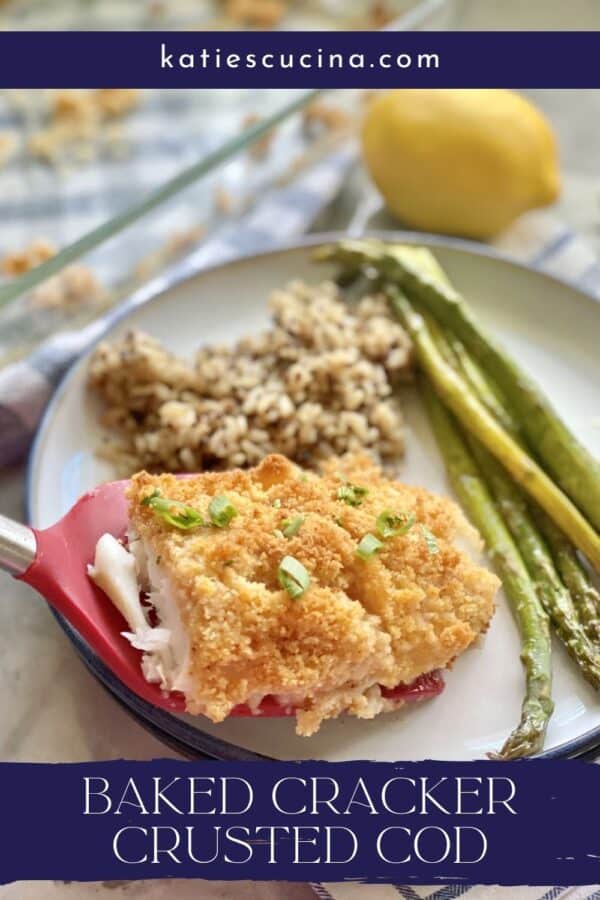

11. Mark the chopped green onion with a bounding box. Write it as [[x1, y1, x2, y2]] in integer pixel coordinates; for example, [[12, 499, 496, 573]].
[[281, 516, 305, 538], [376, 509, 416, 540], [141, 489, 206, 530], [208, 495, 238, 528], [356, 533, 384, 560], [278, 555, 310, 599], [272, 498, 282, 508], [337, 482, 369, 507], [421, 525, 439, 555]]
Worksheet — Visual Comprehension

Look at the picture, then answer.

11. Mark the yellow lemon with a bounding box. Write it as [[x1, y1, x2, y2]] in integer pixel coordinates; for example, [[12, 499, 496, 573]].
[[361, 89, 560, 240]]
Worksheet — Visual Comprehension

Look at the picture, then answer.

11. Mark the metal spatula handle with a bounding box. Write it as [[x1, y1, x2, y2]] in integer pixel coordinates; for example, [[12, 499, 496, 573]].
[[0, 513, 36, 577]]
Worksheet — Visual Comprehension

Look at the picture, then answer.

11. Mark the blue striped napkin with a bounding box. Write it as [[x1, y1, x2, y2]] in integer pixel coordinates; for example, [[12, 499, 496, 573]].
[[313, 883, 600, 900]]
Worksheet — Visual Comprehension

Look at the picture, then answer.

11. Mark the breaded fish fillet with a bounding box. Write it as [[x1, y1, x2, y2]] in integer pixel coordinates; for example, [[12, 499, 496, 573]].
[[90, 454, 498, 735]]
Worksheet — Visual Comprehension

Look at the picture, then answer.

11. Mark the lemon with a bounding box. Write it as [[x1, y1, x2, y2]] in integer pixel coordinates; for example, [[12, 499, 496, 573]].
[[361, 89, 560, 240]]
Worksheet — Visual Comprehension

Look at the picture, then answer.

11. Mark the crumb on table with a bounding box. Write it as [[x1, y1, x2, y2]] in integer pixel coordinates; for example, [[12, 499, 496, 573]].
[[302, 101, 353, 136], [242, 113, 275, 160], [27, 89, 140, 166], [223, 0, 287, 28], [214, 185, 234, 214], [0, 130, 18, 168], [1, 238, 57, 277], [368, 0, 394, 27], [1, 237, 107, 311]]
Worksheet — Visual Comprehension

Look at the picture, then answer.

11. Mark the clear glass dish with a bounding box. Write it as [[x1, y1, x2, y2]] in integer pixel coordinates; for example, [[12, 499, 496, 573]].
[[0, 0, 451, 368], [1, 0, 449, 31]]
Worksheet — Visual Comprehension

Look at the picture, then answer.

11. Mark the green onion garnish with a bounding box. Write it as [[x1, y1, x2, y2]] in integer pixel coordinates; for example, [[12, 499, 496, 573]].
[[281, 516, 305, 538], [337, 482, 369, 507], [272, 498, 282, 508], [141, 489, 206, 530], [376, 509, 416, 539], [278, 555, 310, 599], [356, 533, 384, 560], [208, 495, 238, 528], [421, 525, 439, 554]]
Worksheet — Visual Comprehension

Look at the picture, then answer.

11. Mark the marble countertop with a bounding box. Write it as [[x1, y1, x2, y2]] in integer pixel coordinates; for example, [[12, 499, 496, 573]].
[[2, 12, 600, 898]]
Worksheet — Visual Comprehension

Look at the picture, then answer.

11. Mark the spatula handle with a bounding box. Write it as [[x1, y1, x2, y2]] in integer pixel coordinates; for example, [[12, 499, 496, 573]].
[[0, 513, 36, 577]]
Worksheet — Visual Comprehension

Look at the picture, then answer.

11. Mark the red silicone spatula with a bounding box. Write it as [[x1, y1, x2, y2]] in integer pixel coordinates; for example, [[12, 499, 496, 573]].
[[0, 481, 444, 716]]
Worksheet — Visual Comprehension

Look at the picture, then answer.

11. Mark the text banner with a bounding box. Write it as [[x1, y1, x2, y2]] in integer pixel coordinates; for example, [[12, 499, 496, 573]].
[[0, 31, 600, 88], [2, 758, 600, 884]]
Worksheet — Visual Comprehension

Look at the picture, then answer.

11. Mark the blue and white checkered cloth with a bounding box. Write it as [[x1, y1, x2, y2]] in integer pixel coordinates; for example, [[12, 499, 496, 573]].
[[313, 883, 600, 900]]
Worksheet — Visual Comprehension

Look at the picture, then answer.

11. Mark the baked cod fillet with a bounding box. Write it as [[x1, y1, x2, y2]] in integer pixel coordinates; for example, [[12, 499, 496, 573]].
[[89, 454, 498, 735]]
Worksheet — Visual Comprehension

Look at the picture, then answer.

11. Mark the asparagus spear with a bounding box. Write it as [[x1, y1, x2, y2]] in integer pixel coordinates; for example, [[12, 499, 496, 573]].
[[531, 510, 600, 644], [420, 376, 553, 758], [467, 438, 600, 688], [421, 316, 600, 680], [385, 285, 600, 573], [442, 331, 522, 439], [423, 312, 600, 644], [316, 239, 600, 532], [444, 330, 600, 645]]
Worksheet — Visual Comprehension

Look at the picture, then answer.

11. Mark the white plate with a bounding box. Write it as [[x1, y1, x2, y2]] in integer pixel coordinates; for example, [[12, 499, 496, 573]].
[[28, 234, 600, 761]]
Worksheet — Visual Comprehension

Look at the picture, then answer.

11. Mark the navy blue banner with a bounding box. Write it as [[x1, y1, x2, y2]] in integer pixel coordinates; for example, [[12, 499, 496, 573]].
[[2, 758, 600, 884], [0, 31, 600, 88]]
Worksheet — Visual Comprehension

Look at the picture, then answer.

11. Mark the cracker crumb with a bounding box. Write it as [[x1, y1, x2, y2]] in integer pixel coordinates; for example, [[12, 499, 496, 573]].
[[224, 0, 287, 28], [134, 225, 206, 282], [0, 130, 18, 167], [1, 237, 106, 311], [1, 238, 57, 277], [29, 263, 106, 311], [242, 113, 275, 160], [95, 89, 140, 118], [302, 101, 353, 136], [214, 185, 234, 214], [165, 224, 206, 255], [27, 89, 140, 167], [368, 0, 394, 27]]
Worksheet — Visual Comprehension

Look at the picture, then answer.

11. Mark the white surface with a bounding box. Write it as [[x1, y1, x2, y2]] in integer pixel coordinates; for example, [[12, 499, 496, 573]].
[[28, 240, 600, 762]]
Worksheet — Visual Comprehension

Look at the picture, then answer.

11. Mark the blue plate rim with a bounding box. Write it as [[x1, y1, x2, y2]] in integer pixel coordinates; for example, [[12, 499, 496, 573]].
[[25, 228, 600, 762]]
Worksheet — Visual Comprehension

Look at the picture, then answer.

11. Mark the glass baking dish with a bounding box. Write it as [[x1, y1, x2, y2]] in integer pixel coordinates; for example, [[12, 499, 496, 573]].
[[0, 0, 451, 367], [1, 0, 450, 31]]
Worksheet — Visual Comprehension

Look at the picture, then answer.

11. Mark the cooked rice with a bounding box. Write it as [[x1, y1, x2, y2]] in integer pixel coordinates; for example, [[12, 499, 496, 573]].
[[88, 279, 412, 474]]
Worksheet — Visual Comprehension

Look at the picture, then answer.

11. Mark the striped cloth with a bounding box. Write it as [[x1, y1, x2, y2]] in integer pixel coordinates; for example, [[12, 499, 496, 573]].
[[312, 884, 600, 900]]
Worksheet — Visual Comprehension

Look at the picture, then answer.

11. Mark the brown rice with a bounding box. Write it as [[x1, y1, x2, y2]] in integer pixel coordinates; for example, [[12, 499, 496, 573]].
[[88, 279, 413, 474]]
